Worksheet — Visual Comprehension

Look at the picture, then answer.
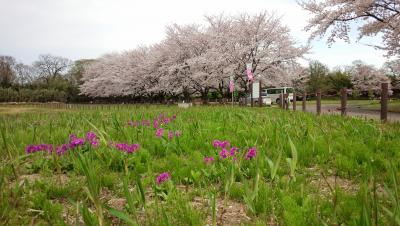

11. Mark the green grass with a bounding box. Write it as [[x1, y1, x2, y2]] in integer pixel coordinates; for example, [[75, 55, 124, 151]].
[[1, 104, 400, 225], [360, 100, 400, 112]]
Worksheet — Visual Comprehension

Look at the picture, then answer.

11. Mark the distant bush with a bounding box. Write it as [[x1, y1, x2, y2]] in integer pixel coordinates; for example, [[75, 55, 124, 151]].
[[0, 88, 68, 102]]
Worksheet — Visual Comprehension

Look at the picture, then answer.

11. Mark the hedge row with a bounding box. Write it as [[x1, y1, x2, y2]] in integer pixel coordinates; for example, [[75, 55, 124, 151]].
[[0, 88, 68, 102]]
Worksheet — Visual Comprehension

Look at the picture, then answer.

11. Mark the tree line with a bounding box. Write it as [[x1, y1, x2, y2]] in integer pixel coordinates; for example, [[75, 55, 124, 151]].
[[0, 55, 92, 102], [296, 60, 400, 98], [2, 54, 399, 103]]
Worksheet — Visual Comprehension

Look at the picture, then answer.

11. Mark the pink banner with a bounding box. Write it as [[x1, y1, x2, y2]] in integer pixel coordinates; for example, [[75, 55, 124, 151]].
[[246, 69, 253, 82], [229, 80, 234, 93]]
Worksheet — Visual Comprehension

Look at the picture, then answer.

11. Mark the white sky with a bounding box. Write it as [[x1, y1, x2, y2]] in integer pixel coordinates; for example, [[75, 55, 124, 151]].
[[0, 0, 391, 69]]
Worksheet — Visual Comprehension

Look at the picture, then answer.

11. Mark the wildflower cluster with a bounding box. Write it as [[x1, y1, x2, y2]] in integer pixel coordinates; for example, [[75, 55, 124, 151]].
[[204, 156, 215, 164], [220, 147, 240, 160], [127, 114, 177, 129], [127, 119, 151, 127], [155, 129, 182, 139], [245, 147, 257, 160], [212, 139, 230, 149], [113, 143, 140, 154], [86, 131, 99, 147], [69, 134, 85, 148], [155, 128, 164, 137], [56, 144, 70, 155], [25, 131, 99, 155], [204, 139, 257, 164], [25, 144, 53, 154], [212, 139, 239, 160], [156, 172, 171, 185], [153, 114, 177, 129]]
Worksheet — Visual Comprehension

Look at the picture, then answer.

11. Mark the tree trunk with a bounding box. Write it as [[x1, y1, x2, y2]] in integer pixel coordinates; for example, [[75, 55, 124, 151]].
[[201, 88, 209, 105]]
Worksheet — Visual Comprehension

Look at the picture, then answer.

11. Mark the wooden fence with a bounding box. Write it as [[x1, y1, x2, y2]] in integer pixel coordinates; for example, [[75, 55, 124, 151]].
[[273, 83, 391, 122]]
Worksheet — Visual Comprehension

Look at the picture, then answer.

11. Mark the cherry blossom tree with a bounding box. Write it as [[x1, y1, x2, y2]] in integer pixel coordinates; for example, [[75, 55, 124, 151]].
[[383, 59, 400, 93], [299, 0, 400, 56], [80, 12, 308, 100], [348, 61, 391, 95], [81, 52, 141, 97], [160, 24, 209, 100], [290, 65, 310, 92], [213, 12, 309, 90], [384, 59, 400, 77]]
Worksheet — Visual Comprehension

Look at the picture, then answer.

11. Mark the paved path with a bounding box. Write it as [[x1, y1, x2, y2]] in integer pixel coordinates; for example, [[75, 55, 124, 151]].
[[303, 103, 400, 122]]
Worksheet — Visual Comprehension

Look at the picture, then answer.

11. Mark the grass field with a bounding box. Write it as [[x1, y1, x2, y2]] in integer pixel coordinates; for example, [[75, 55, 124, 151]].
[[360, 101, 400, 112], [1, 104, 400, 225]]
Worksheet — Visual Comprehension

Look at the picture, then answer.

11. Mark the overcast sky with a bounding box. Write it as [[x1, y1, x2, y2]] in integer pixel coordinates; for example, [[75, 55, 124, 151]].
[[0, 0, 391, 69]]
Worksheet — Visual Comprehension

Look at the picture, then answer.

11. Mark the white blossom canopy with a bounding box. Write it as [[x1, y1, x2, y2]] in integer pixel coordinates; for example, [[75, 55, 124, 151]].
[[80, 12, 308, 98], [299, 0, 400, 56]]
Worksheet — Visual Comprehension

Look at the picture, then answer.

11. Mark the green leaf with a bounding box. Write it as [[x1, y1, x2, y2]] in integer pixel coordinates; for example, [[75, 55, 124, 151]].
[[80, 204, 98, 226], [288, 137, 297, 169], [267, 151, 281, 181], [161, 206, 171, 226], [134, 173, 146, 206], [109, 208, 138, 226], [123, 175, 136, 213], [190, 170, 201, 183], [85, 119, 109, 146]]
